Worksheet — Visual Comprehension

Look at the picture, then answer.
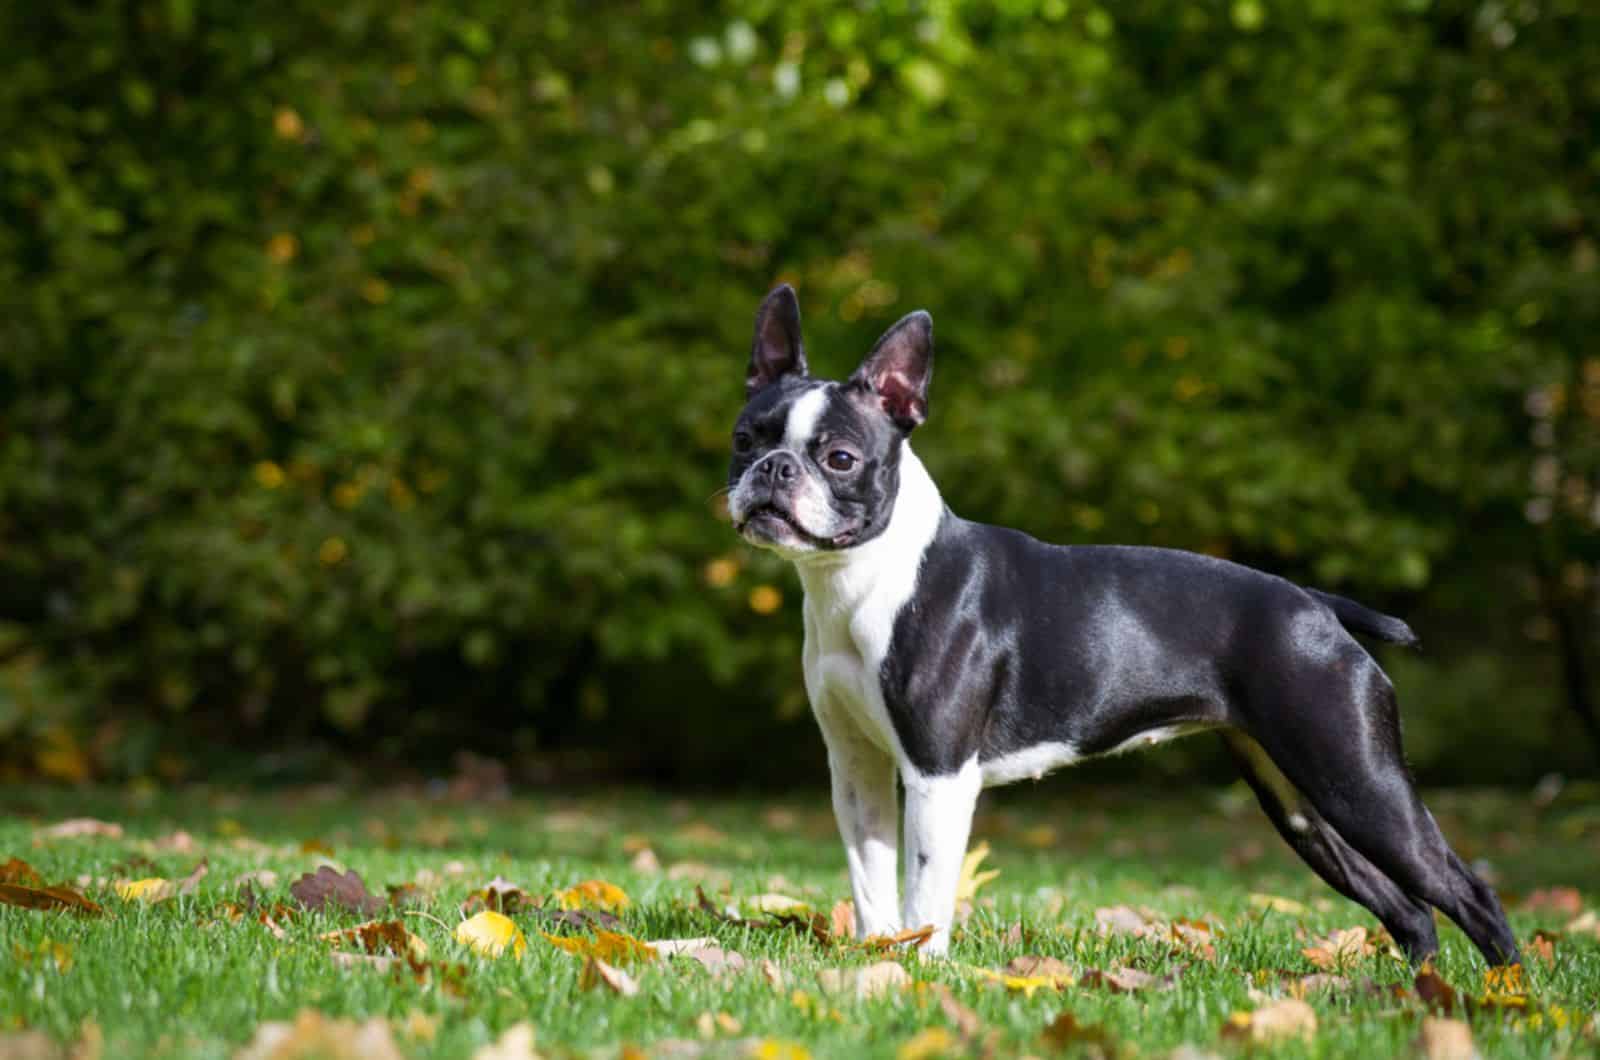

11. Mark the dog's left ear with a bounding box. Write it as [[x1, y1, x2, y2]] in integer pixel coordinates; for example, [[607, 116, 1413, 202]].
[[852, 310, 933, 432]]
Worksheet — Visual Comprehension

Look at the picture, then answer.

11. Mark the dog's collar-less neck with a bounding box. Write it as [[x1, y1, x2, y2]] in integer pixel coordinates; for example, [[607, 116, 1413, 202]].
[[792, 444, 945, 611]]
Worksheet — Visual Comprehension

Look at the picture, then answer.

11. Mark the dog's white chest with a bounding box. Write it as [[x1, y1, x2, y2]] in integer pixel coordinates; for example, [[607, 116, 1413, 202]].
[[803, 607, 902, 755]]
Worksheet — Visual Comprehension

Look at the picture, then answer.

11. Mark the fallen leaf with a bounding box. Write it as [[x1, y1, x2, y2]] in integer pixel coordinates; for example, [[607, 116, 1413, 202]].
[[319, 919, 428, 963], [896, 1027, 958, 1060], [114, 860, 207, 903], [674, 822, 729, 846], [816, 960, 910, 999], [629, 847, 661, 874], [152, 830, 198, 854], [1040, 1011, 1118, 1054], [853, 924, 936, 952], [0, 858, 44, 886], [398, 1010, 439, 1043], [1520, 886, 1583, 917], [580, 956, 639, 996], [745, 893, 810, 916], [1302, 926, 1372, 970], [232, 870, 279, 891], [1482, 963, 1526, 995], [1093, 905, 1160, 938], [470, 1023, 541, 1060], [456, 911, 527, 958], [829, 899, 855, 942], [746, 1040, 813, 1060], [526, 906, 625, 934], [973, 956, 1075, 997], [554, 879, 631, 913], [1416, 1017, 1479, 1060], [1414, 967, 1459, 1014], [759, 958, 787, 988], [918, 982, 982, 1038], [695, 1011, 742, 1038], [1529, 930, 1557, 967], [36, 818, 123, 841], [289, 866, 386, 917], [234, 1009, 405, 1060], [1080, 965, 1167, 993], [1007, 955, 1074, 979], [1170, 917, 1219, 961], [329, 952, 402, 973], [0, 882, 106, 916], [1248, 893, 1309, 916], [542, 928, 657, 967], [462, 876, 533, 915], [1565, 909, 1599, 938], [954, 842, 999, 905], [651, 937, 747, 976], [1220, 999, 1317, 1043]]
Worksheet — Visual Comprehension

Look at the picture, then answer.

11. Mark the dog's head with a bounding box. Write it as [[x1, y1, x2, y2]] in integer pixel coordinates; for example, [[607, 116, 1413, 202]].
[[727, 285, 933, 559]]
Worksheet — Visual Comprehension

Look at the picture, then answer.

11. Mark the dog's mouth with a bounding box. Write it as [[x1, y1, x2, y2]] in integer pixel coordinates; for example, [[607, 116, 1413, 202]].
[[736, 503, 858, 550]]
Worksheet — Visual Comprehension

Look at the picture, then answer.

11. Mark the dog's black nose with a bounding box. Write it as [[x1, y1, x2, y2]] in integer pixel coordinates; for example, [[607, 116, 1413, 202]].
[[756, 451, 800, 484]]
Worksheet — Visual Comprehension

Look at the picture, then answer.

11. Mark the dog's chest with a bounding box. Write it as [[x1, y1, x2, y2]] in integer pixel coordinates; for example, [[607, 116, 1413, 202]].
[[802, 589, 905, 757]]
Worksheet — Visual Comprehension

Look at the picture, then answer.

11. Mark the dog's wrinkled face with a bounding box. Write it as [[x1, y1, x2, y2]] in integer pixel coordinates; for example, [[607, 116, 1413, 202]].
[[727, 286, 933, 559]]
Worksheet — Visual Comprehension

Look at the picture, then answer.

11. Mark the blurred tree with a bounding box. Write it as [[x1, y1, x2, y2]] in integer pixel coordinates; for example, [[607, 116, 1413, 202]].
[[0, 0, 1595, 782]]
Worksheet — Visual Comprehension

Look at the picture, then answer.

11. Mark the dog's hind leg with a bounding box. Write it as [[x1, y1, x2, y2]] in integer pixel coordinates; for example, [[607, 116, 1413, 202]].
[[1222, 731, 1439, 963], [1242, 644, 1520, 967]]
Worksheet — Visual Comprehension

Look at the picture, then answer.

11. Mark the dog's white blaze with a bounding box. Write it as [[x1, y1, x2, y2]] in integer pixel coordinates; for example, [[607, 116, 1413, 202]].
[[783, 385, 828, 451], [901, 756, 982, 956], [797, 444, 944, 759]]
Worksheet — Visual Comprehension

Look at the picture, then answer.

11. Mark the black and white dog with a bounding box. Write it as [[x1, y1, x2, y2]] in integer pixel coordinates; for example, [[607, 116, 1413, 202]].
[[727, 285, 1518, 967]]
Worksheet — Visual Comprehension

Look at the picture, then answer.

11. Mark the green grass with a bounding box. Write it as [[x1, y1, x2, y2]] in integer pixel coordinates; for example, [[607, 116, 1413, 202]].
[[3, 783, 1598, 1058]]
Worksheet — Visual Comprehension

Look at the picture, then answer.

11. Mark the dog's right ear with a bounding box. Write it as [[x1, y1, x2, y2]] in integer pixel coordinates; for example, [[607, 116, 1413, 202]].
[[747, 285, 807, 396]]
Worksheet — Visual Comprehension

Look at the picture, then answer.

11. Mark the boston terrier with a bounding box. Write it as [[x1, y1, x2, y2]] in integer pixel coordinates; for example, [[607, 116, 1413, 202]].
[[726, 285, 1518, 967]]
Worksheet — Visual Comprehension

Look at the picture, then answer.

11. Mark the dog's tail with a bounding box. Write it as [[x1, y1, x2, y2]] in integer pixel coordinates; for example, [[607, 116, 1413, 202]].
[[1307, 589, 1420, 648]]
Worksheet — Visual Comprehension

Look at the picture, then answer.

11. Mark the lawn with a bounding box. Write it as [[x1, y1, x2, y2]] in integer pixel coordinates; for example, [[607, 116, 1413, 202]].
[[3, 782, 1598, 1058]]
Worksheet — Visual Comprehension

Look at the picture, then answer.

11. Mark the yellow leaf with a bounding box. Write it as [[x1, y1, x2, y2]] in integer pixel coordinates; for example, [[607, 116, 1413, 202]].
[[969, 967, 1073, 998], [750, 1039, 814, 1060], [554, 879, 631, 913], [115, 878, 170, 901], [541, 929, 657, 967], [1248, 892, 1309, 916], [455, 911, 526, 958], [954, 841, 999, 904], [745, 893, 811, 916], [579, 956, 639, 996], [897, 1027, 958, 1060]]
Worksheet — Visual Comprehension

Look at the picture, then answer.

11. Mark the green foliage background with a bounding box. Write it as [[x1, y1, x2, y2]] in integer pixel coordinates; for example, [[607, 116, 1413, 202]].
[[2, 0, 1596, 784]]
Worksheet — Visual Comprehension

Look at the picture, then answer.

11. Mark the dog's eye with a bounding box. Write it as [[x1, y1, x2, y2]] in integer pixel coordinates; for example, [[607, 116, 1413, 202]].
[[733, 431, 754, 453], [825, 450, 857, 472]]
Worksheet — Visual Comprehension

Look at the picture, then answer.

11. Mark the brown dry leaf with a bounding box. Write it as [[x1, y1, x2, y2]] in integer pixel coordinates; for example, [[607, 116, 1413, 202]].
[[1170, 917, 1219, 961], [1565, 909, 1600, 938], [1220, 999, 1317, 1043], [1094, 904, 1160, 938], [36, 818, 123, 841], [816, 960, 911, 1000], [917, 983, 982, 1038], [1286, 973, 1353, 998], [694, 1011, 742, 1038], [1416, 1017, 1480, 1060], [319, 919, 428, 963], [829, 899, 855, 942], [329, 952, 402, 973], [289, 866, 386, 917], [759, 958, 787, 989], [233, 1009, 405, 1060], [457, 911, 528, 959], [1414, 967, 1459, 1014], [1302, 926, 1372, 970], [580, 956, 640, 996], [386, 882, 426, 908], [853, 924, 936, 952], [542, 928, 657, 967], [152, 830, 199, 854], [461, 876, 533, 915], [1, 858, 44, 886], [0, 881, 106, 917], [744, 893, 810, 916], [1529, 930, 1558, 967], [526, 905, 625, 934], [650, 938, 747, 976], [470, 1023, 541, 1060], [1520, 886, 1583, 917], [1007, 954, 1074, 979], [553, 879, 631, 913], [1081, 965, 1167, 993], [674, 822, 730, 846], [232, 870, 280, 891], [629, 847, 662, 874], [973, 955, 1075, 997], [1040, 1012, 1119, 1055]]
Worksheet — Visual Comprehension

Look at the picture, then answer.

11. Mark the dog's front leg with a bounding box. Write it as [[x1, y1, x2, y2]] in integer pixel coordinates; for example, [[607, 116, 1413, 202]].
[[824, 730, 901, 938], [901, 759, 982, 956]]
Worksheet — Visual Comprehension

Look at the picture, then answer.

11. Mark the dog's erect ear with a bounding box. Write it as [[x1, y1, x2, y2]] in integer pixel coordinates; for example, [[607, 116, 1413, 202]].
[[852, 310, 933, 431], [747, 285, 807, 396]]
